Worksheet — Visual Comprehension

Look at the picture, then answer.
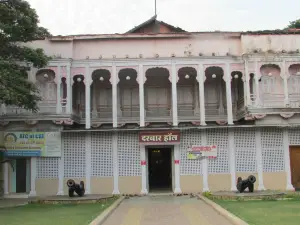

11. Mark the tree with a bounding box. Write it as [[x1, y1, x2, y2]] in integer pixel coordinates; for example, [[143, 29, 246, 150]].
[[0, 0, 51, 112], [286, 19, 300, 29]]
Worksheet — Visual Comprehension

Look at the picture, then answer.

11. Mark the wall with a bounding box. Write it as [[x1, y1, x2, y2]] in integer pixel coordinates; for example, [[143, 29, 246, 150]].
[[241, 34, 300, 53]]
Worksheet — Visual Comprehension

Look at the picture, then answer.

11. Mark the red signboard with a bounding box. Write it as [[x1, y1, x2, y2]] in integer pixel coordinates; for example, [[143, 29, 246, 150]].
[[140, 160, 146, 166], [139, 130, 180, 144]]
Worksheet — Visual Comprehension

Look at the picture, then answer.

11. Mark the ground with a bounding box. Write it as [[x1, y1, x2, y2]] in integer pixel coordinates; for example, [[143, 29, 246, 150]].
[[0, 198, 116, 225], [216, 199, 300, 225], [103, 195, 233, 225]]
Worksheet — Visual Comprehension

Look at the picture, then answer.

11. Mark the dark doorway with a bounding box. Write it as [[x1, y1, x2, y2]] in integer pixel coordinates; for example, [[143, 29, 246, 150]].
[[16, 158, 27, 193], [148, 148, 172, 192]]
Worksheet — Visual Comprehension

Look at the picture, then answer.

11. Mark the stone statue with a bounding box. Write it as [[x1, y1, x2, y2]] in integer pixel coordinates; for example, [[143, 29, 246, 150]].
[[66, 179, 85, 197], [236, 175, 256, 193]]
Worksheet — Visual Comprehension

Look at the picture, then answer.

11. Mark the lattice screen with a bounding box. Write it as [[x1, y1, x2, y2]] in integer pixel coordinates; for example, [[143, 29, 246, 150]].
[[234, 128, 257, 172], [288, 128, 300, 145], [91, 132, 113, 177], [261, 128, 284, 172], [36, 158, 59, 178], [118, 131, 140, 176], [207, 129, 229, 173], [180, 130, 202, 175], [63, 133, 86, 178]]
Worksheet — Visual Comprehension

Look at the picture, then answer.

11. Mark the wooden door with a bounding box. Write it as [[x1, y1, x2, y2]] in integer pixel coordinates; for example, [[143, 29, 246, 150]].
[[290, 146, 300, 190]]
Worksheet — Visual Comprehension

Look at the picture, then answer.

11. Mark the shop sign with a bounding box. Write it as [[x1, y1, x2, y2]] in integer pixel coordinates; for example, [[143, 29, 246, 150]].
[[4, 132, 61, 157], [187, 145, 217, 159], [139, 130, 180, 144]]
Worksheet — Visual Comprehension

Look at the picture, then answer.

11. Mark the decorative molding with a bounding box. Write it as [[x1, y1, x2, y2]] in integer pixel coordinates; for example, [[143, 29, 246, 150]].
[[24, 120, 38, 125], [91, 123, 102, 128], [254, 114, 267, 119], [53, 120, 64, 125], [0, 121, 9, 127], [216, 121, 228, 125], [52, 119, 74, 125], [280, 113, 295, 119]]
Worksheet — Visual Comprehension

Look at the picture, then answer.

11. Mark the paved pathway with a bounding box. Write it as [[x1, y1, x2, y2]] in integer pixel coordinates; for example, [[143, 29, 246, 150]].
[[103, 195, 233, 225]]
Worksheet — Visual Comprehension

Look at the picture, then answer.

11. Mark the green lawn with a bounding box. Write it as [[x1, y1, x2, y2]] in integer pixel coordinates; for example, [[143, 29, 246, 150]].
[[0, 198, 116, 225], [216, 199, 300, 225]]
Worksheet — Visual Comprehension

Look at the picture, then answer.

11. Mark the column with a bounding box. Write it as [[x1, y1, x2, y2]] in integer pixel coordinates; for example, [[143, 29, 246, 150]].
[[283, 129, 294, 190], [57, 138, 64, 195], [228, 129, 237, 191], [281, 61, 290, 106], [254, 61, 261, 106], [112, 132, 120, 194], [85, 132, 91, 194], [85, 66, 91, 129], [112, 64, 118, 128], [201, 130, 209, 192], [244, 60, 251, 106], [255, 127, 265, 190], [225, 63, 234, 125], [66, 64, 72, 114], [140, 145, 148, 194], [173, 145, 182, 194], [198, 64, 206, 126], [56, 65, 62, 114], [3, 162, 9, 195], [171, 63, 178, 126], [139, 64, 145, 127], [29, 157, 37, 197], [0, 104, 6, 115]]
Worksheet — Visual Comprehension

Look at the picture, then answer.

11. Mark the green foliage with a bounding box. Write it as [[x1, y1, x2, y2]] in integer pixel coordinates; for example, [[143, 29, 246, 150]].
[[0, 0, 51, 112], [202, 191, 212, 198], [286, 19, 300, 29]]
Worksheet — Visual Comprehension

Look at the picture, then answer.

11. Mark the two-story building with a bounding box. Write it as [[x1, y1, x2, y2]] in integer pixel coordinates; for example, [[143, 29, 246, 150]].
[[1, 16, 300, 197]]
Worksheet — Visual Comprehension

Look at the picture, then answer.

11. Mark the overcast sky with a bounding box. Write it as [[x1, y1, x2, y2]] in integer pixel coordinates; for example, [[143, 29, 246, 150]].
[[27, 0, 300, 35]]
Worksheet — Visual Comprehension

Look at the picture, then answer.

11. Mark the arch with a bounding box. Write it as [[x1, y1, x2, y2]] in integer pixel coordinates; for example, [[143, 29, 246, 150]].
[[260, 64, 281, 76], [288, 64, 300, 75]]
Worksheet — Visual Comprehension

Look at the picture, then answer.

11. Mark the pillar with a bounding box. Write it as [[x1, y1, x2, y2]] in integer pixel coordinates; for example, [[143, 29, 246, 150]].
[[255, 127, 265, 190], [228, 129, 237, 191], [283, 128, 294, 190], [3, 162, 9, 195], [201, 130, 209, 192], [281, 61, 290, 106], [254, 61, 261, 106], [139, 64, 145, 127], [66, 64, 72, 114], [225, 63, 234, 125], [85, 66, 91, 129], [173, 145, 182, 194], [244, 60, 251, 106], [57, 138, 64, 195], [85, 132, 91, 194], [112, 132, 120, 194], [112, 65, 118, 128], [140, 145, 148, 194], [29, 157, 37, 197], [171, 63, 178, 126], [198, 64, 206, 126], [56, 65, 62, 114]]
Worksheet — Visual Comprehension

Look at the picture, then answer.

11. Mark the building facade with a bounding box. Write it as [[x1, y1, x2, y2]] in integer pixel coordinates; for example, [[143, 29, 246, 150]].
[[1, 17, 300, 197]]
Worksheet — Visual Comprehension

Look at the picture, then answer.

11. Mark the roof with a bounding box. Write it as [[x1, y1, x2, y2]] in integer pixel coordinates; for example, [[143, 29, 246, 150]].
[[125, 15, 187, 34]]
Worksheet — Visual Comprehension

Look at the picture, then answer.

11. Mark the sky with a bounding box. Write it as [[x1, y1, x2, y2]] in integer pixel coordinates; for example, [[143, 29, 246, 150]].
[[27, 0, 300, 36]]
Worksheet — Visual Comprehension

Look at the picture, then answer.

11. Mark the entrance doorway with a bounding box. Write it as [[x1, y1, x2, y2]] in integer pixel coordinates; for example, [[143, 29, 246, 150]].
[[15, 158, 28, 193], [290, 146, 300, 191], [148, 148, 172, 192]]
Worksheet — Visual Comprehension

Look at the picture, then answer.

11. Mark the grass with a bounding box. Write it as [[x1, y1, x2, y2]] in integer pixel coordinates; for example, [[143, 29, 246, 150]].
[[0, 197, 117, 225], [215, 198, 300, 225]]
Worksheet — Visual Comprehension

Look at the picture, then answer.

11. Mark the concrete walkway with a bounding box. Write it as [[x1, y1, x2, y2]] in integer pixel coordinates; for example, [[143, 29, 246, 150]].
[[103, 195, 233, 225]]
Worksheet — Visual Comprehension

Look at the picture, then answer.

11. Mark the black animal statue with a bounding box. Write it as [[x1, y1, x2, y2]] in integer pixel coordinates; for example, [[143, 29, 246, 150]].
[[66, 179, 85, 197], [236, 175, 256, 193]]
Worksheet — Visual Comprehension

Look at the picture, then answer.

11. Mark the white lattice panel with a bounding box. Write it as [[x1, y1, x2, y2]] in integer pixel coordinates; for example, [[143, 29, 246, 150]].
[[261, 128, 284, 172], [91, 132, 113, 177], [180, 130, 202, 175], [207, 129, 229, 173], [36, 158, 59, 178], [234, 128, 257, 172], [63, 133, 86, 178], [289, 128, 300, 145], [118, 132, 140, 176]]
